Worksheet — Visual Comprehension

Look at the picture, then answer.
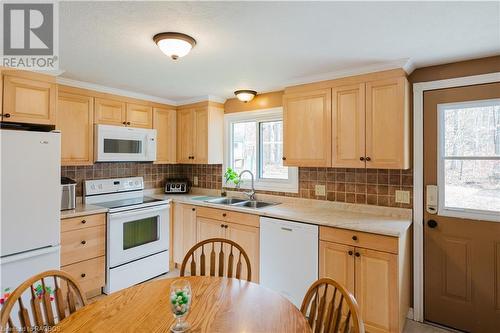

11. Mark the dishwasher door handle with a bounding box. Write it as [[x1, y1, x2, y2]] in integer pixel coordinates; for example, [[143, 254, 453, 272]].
[[281, 227, 293, 232]]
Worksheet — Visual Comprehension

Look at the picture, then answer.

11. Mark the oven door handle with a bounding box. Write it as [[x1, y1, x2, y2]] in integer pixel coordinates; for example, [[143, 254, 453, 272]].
[[109, 204, 170, 218]]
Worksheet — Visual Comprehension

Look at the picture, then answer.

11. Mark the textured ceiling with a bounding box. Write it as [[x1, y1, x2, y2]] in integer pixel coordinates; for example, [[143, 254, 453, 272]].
[[59, 1, 500, 103]]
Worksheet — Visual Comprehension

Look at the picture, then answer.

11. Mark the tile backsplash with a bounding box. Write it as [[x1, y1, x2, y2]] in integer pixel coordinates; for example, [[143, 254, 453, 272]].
[[62, 163, 412, 208]]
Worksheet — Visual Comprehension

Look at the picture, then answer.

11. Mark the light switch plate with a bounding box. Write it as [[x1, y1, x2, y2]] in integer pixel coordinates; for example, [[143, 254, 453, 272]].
[[193, 176, 199, 186], [315, 185, 326, 196], [395, 190, 410, 204]]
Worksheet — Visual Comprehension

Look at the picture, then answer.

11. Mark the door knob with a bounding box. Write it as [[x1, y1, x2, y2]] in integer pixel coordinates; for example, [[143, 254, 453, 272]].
[[365, 157, 371, 161], [81, 273, 86, 278], [126, 122, 131, 125], [81, 240, 86, 245], [352, 235, 358, 241], [348, 250, 353, 256], [427, 220, 438, 228], [359, 157, 365, 161], [81, 219, 86, 224], [122, 121, 127, 125], [4, 113, 11, 118], [355, 252, 360, 257], [282, 157, 286, 161]]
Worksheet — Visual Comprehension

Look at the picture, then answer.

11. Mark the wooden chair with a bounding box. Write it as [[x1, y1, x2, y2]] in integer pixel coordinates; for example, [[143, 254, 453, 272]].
[[0, 270, 87, 332], [300, 278, 364, 333], [180, 238, 252, 281]]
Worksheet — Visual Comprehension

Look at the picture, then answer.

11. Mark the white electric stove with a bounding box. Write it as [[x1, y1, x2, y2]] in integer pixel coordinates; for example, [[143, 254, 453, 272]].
[[84, 177, 170, 294]]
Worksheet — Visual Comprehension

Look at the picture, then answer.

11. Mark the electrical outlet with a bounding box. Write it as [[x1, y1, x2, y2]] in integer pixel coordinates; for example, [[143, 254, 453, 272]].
[[193, 176, 198, 186], [395, 190, 410, 204], [315, 185, 326, 196]]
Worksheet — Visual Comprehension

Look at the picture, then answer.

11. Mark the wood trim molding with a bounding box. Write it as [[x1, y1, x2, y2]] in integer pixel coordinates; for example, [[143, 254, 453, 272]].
[[224, 91, 284, 113], [176, 100, 224, 110]]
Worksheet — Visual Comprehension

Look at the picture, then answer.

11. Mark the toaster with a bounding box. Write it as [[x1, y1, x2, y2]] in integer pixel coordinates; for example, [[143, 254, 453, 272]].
[[165, 179, 190, 194], [61, 177, 76, 210]]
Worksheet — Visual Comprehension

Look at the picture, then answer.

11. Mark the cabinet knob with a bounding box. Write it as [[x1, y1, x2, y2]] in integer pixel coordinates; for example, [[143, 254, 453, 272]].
[[4, 113, 11, 118], [122, 121, 127, 125], [81, 219, 86, 224], [222, 213, 227, 217], [220, 224, 224, 228], [282, 157, 286, 161], [365, 157, 371, 161], [352, 235, 358, 241], [191, 208, 196, 211], [359, 157, 365, 161], [348, 250, 353, 256], [224, 225, 228, 229], [127, 122, 131, 125], [355, 252, 360, 257], [81, 273, 86, 278], [81, 240, 86, 245]]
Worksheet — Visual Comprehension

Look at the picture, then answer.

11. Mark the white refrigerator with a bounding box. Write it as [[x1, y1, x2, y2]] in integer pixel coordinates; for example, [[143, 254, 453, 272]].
[[0, 129, 61, 299]]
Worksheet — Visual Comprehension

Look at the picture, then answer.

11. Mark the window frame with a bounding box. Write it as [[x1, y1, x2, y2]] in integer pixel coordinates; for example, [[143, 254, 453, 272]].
[[223, 107, 298, 193], [437, 98, 500, 222]]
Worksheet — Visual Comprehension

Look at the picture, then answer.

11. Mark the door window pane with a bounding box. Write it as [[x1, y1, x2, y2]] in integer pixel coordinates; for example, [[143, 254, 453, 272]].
[[123, 217, 158, 250], [104, 139, 142, 154], [443, 102, 500, 157], [232, 122, 256, 178], [444, 160, 500, 212], [260, 121, 288, 179]]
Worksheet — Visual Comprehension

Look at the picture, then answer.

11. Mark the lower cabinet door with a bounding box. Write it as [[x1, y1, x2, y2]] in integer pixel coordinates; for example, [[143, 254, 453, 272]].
[[62, 256, 105, 298], [354, 247, 398, 333], [196, 217, 225, 241], [173, 204, 197, 265], [225, 222, 259, 283], [319, 241, 355, 293]]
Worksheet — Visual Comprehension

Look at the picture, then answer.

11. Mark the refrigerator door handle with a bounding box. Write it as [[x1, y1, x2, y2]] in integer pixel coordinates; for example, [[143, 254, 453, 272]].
[[0, 245, 61, 264]]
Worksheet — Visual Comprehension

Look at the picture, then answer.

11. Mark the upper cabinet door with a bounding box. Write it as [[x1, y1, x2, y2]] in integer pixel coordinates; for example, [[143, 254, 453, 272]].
[[94, 98, 126, 126], [57, 92, 94, 166], [365, 77, 410, 169], [3, 75, 56, 125], [153, 107, 176, 164], [193, 108, 208, 164], [332, 84, 366, 168], [126, 103, 153, 128], [283, 89, 332, 167], [176, 109, 194, 163]]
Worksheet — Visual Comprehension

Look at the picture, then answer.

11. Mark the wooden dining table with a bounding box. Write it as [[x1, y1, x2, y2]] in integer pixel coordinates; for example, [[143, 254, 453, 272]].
[[55, 276, 312, 332]]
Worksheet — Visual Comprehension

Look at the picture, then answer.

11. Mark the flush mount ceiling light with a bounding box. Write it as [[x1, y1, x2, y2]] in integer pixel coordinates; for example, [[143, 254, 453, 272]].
[[234, 90, 257, 103], [153, 32, 196, 60]]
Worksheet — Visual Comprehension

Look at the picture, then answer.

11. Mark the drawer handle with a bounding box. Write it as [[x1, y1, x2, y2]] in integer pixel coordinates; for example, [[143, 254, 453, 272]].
[[81, 219, 87, 224], [281, 227, 293, 232], [81, 273, 86, 278], [222, 213, 227, 217], [348, 250, 353, 256], [81, 240, 87, 245], [192, 208, 196, 212], [355, 252, 360, 257], [352, 235, 358, 241]]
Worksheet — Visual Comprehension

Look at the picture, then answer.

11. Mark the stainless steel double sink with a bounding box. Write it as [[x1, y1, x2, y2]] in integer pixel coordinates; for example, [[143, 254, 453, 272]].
[[204, 197, 279, 209]]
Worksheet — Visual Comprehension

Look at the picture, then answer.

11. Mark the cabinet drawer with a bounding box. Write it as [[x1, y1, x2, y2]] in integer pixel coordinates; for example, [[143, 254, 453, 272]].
[[62, 256, 105, 296], [319, 226, 398, 254], [196, 207, 259, 228], [61, 213, 105, 232], [61, 225, 105, 265]]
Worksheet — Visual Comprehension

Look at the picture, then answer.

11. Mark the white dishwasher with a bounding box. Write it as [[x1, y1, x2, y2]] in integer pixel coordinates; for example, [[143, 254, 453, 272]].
[[260, 217, 318, 308]]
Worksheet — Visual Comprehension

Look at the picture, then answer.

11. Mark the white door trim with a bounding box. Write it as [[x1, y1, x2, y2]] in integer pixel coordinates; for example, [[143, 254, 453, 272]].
[[412, 71, 500, 322]]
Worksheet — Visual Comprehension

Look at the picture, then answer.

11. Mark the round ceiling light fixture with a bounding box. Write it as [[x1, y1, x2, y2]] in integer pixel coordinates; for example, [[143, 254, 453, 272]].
[[234, 90, 257, 103], [153, 32, 196, 60]]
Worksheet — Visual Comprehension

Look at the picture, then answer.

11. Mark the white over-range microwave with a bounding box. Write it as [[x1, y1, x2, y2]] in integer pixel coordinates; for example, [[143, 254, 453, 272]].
[[95, 124, 157, 162]]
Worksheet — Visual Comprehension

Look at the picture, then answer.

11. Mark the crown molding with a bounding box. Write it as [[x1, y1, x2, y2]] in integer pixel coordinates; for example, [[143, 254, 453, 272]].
[[176, 95, 226, 106], [56, 77, 178, 106], [281, 58, 413, 89]]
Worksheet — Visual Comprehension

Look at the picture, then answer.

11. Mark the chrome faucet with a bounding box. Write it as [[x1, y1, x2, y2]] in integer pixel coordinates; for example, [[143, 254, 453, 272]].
[[237, 170, 256, 201]]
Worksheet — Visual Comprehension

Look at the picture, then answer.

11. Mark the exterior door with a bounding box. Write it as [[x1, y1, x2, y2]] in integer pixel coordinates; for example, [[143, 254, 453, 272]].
[[423, 82, 500, 332]]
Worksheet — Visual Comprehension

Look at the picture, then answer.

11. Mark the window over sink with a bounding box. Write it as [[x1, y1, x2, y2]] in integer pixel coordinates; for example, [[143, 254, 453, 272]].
[[224, 108, 298, 193]]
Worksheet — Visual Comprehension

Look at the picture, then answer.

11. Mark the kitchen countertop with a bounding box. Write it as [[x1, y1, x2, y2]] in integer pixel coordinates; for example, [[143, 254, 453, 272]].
[[60, 202, 109, 219], [149, 190, 412, 237]]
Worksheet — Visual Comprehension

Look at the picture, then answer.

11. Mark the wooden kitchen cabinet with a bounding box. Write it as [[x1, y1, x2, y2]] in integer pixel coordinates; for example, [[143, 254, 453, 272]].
[[94, 98, 126, 126], [172, 204, 198, 265], [176, 102, 223, 164], [126, 103, 153, 128], [153, 107, 176, 164], [2, 74, 56, 125], [196, 206, 259, 282], [365, 77, 410, 169], [60, 213, 106, 298], [319, 226, 410, 333], [331, 83, 366, 168], [283, 89, 332, 167], [57, 91, 94, 165]]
